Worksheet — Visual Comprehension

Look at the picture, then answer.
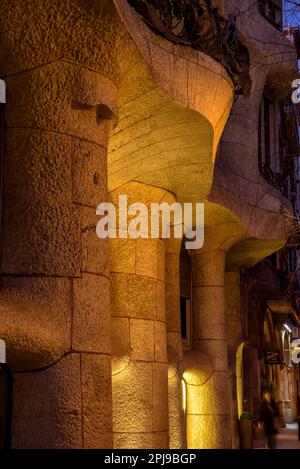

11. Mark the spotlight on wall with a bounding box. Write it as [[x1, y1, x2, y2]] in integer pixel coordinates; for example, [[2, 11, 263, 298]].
[[284, 324, 292, 333], [181, 379, 187, 413]]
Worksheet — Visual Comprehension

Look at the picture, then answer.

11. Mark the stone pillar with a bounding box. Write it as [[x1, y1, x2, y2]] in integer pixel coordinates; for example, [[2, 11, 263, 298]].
[[274, 364, 285, 427], [224, 269, 243, 447], [165, 237, 186, 449], [249, 347, 261, 417], [110, 183, 170, 449], [2, 60, 117, 447], [185, 249, 232, 448], [282, 366, 293, 423], [0, 0, 131, 449], [266, 365, 273, 382]]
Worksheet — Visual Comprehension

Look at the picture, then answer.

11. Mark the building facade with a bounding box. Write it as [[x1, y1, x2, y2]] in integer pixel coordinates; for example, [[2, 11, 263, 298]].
[[0, 0, 299, 449]]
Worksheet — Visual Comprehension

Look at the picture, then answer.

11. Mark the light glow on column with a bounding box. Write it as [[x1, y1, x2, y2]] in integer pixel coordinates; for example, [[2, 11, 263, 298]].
[[236, 342, 245, 418], [181, 379, 187, 413]]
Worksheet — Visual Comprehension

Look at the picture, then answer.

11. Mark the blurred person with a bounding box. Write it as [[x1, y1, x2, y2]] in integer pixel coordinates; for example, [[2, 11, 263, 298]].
[[259, 391, 277, 449]]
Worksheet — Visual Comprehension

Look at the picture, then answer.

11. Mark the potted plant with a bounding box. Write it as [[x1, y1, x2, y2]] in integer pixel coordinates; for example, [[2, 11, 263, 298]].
[[238, 412, 253, 449]]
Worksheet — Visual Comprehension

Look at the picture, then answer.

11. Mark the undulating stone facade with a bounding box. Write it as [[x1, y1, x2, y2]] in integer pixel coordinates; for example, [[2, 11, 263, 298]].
[[0, 0, 298, 449]]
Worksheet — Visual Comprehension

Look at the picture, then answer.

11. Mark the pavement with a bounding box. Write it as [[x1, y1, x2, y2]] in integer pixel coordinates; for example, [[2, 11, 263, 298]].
[[254, 423, 300, 449], [275, 423, 300, 449]]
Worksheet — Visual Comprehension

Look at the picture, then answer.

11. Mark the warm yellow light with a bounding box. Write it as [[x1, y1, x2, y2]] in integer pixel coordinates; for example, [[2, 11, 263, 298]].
[[181, 379, 187, 413], [236, 342, 245, 418]]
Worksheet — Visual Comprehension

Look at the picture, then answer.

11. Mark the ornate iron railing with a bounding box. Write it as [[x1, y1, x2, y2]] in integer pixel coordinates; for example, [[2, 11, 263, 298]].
[[127, 0, 252, 96], [258, 161, 295, 199], [259, 163, 281, 190]]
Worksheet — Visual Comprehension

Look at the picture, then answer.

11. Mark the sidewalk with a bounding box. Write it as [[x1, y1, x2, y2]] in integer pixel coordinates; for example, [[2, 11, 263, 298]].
[[275, 423, 300, 449], [254, 423, 300, 449]]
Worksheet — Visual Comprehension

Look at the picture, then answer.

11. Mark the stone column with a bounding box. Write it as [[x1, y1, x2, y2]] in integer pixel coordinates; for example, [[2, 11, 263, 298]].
[[266, 365, 273, 382], [249, 347, 261, 417], [274, 364, 285, 427], [224, 268, 243, 447], [186, 249, 232, 448], [165, 237, 186, 449], [2, 61, 117, 447], [110, 183, 170, 449]]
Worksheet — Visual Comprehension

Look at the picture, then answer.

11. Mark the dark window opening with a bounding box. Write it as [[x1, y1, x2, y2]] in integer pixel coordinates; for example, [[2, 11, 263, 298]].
[[264, 96, 271, 168], [267, 252, 277, 269], [258, 0, 282, 31], [180, 297, 187, 340], [180, 245, 192, 345]]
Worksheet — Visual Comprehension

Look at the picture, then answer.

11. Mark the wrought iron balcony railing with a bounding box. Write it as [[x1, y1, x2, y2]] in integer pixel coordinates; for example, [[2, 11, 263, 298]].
[[127, 0, 252, 97], [259, 162, 283, 190]]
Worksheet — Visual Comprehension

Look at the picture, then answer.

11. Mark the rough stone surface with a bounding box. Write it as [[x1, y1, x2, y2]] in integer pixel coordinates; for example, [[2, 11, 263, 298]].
[[72, 139, 108, 207], [154, 321, 167, 363], [12, 353, 82, 448], [153, 363, 169, 432], [81, 354, 113, 448], [186, 414, 232, 449], [1, 276, 72, 369], [111, 273, 157, 320], [114, 431, 168, 449], [2, 198, 81, 277], [5, 128, 72, 205], [81, 206, 110, 277], [112, 361, 153, 434], [111, 317, 130, 375], [72, 274, 111, 354], [130, 319, 155, 362]]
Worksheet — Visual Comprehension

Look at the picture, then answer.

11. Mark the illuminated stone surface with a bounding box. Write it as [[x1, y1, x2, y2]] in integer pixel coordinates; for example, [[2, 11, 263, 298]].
[[111, 184, 169, 448], [0, 0, 298, 450]]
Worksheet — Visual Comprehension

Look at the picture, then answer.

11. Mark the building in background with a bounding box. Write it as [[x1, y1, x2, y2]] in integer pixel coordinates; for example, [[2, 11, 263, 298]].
[[0, 0, 299, 449]]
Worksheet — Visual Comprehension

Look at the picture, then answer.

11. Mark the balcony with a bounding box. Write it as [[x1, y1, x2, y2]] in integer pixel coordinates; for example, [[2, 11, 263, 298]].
[[127, 0, 252, 96], [258, 0, 283, 31]]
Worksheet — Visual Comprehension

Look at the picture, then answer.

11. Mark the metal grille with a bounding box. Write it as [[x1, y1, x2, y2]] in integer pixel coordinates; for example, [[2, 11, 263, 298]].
[[127, 0, 252, 96]]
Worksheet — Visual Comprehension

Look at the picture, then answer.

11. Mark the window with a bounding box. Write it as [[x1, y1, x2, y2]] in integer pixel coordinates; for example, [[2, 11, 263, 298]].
[[264, 96, 271, 168], [259, 95, 275, 171], [258, 0, 282, 31], [258, 93, 281, 189], [278, 98, 298, 201]]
